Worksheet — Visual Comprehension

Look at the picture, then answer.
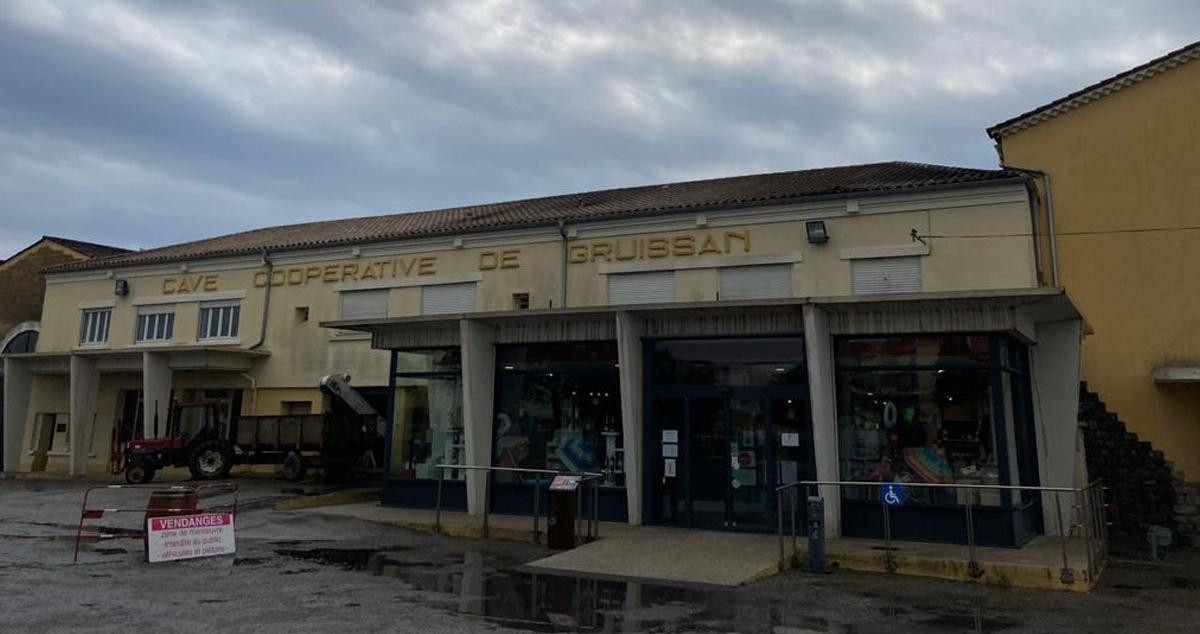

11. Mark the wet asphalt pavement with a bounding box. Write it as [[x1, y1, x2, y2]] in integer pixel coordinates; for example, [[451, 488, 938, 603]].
[[1, 477, 1198, 633]]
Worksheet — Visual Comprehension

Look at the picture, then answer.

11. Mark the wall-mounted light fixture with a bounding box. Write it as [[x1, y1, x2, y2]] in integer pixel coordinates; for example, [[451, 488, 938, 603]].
[[806, 220, 829, 245], [114, 279, 129, 296]]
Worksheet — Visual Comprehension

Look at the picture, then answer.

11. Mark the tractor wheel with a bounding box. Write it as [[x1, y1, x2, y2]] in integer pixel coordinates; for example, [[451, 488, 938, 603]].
[[189, 441, 233, 480], [125, 464, 155, 484], [282, 452, 307, 482]]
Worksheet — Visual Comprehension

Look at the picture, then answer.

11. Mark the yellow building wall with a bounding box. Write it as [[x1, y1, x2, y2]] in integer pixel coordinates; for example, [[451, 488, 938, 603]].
[[998, 58, 1200, 479], [18, 375, 68, 473]]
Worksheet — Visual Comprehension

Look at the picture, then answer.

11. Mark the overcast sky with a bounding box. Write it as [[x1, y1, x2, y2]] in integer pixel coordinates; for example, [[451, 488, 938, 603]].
[[1, 1, 1196, 257]]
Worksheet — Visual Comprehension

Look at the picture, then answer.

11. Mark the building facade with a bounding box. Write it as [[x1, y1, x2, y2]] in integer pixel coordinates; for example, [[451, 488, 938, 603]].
[[989, 40, 1200, 538], [3, 162, 1084, 545], [0, 236, 129, 469]]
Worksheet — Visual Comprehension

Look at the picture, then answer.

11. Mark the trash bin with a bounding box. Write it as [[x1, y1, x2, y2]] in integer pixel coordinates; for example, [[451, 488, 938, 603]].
[[547, 475, 581, 550]]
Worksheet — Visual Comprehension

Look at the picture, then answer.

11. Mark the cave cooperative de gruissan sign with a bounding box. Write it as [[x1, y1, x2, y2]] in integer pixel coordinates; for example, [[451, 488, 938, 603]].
[[160, 229, 753, 293]]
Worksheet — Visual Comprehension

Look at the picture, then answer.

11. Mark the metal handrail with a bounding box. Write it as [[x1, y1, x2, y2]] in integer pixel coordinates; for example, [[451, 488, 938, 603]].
[[777, 479, 1109, 585], [778, 479, 1084, 493], [434, 464, 604, 544]]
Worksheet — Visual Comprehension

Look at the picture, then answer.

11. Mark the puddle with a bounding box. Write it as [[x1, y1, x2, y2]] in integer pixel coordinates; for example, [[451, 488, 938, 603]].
[[272, 545, 1025, 632], [1168, 576, 1198, 589], [94, 548, 127, 556], [277, 546, 410, 571], [921, 612, 1018, 631], [233, 557, 270, 567]]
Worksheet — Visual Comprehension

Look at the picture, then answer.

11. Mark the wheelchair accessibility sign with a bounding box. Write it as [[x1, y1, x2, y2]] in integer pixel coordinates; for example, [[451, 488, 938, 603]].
[[880, 483, 905, 506]]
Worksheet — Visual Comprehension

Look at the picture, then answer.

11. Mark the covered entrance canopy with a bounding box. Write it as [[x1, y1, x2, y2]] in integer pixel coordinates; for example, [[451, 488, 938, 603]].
[[2, 345, 268, 475], [323, 288, 1085, 543]]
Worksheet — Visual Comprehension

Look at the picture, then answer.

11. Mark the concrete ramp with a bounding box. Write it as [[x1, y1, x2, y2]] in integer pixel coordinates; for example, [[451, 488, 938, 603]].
[[526, 526, 780, 587]]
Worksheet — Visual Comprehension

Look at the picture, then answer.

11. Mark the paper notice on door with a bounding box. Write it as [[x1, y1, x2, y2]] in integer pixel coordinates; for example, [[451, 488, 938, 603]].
[[778, 460, 798, 484], [662, 443, 678, 458], [781, 432, 800, 447], [662, 429, 678, 443], [664, 458, 676, 478]]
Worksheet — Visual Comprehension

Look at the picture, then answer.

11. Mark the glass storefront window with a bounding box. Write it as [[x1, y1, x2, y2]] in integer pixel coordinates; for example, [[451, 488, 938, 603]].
[[391, 349, 464, 481], [396, 347, 462, 373], [653, 338, 807, 387], [836, 336, 990, 368], [493, 342, 624, 487], [836, 335, 1028, 508]]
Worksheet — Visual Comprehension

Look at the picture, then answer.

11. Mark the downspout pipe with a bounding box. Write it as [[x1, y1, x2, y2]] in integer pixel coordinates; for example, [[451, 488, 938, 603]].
[[1001, 164, 1060, 288], [250, 249, 273, 350], [238, 372, 257, 415], [558, 220, 569, 308]]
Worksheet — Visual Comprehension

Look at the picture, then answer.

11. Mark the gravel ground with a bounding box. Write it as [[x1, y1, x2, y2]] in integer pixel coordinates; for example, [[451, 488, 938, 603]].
[[1, 477, 1198, 633]]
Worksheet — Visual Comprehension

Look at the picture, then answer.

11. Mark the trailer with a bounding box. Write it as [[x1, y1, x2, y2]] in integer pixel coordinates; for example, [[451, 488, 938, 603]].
[[232, 410, 381, 482], [122, 374, 384, 483]]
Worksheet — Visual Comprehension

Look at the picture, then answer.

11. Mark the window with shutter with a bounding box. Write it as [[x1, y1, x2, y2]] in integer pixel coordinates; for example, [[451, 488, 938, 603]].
[[608, 271, 675, 305], [340, 289, 389, 320], [421, 283, 477, 315], [719, 264, 793, 300], [850, 257, 921, 294], [79, 309, 111, 345], [198, 301, 240, 339], [136, 306, 175, 342]]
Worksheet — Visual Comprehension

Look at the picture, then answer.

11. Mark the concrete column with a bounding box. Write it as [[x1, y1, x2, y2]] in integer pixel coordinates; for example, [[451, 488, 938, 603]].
[[142, 352, 172, 439], [622, 581, 643, 632], [68, 355, 100, 477], [1030, 318, 1084, 536], [803, 304, 841, 538], [3, 358, 32, 474], [615, 312, 645, 525], [459, 551, 485, 615], [460, 319, 496, 516]]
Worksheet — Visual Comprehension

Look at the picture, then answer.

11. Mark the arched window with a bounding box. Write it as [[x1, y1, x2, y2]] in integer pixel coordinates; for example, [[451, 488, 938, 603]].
[[2, 329, 38, 354]]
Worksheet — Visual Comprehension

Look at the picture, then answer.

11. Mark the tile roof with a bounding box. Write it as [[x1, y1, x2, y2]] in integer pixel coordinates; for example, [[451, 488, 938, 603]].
[[45, 236, 131, 259], [988, 39, 1200, 140], [50, 161, 1024, 273]]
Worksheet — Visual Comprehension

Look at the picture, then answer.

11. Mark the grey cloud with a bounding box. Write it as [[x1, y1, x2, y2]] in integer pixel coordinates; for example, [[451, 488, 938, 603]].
[[1, 0, 1197, 256]]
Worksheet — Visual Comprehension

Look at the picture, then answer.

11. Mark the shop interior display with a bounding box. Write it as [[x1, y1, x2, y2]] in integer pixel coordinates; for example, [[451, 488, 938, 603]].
[[837, 336, 1009, 507]]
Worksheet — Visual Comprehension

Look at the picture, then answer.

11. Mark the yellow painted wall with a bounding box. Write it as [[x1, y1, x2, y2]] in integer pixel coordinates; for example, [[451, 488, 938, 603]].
[[997, 58, 1200, 478], [18, 375, 68, 472]]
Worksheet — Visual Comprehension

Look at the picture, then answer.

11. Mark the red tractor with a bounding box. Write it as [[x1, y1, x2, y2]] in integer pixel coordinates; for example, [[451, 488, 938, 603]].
[[123, 401, 234, 484]]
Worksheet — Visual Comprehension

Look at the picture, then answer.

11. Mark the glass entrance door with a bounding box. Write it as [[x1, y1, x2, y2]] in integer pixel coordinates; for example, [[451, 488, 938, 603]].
[[646, 337, 814, 532], [651, 393, 810, 531], [728, 396, 771, 530], [688, 398, 728, 529]]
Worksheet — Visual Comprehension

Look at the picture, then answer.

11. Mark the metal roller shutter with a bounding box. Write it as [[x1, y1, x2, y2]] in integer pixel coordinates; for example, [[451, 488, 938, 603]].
[[719, 264, 793, 300], [851, 257, 921, 294], [339, 289, 389, 320], [421, 282, 477, 314], [608, 271, 675, 305]]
